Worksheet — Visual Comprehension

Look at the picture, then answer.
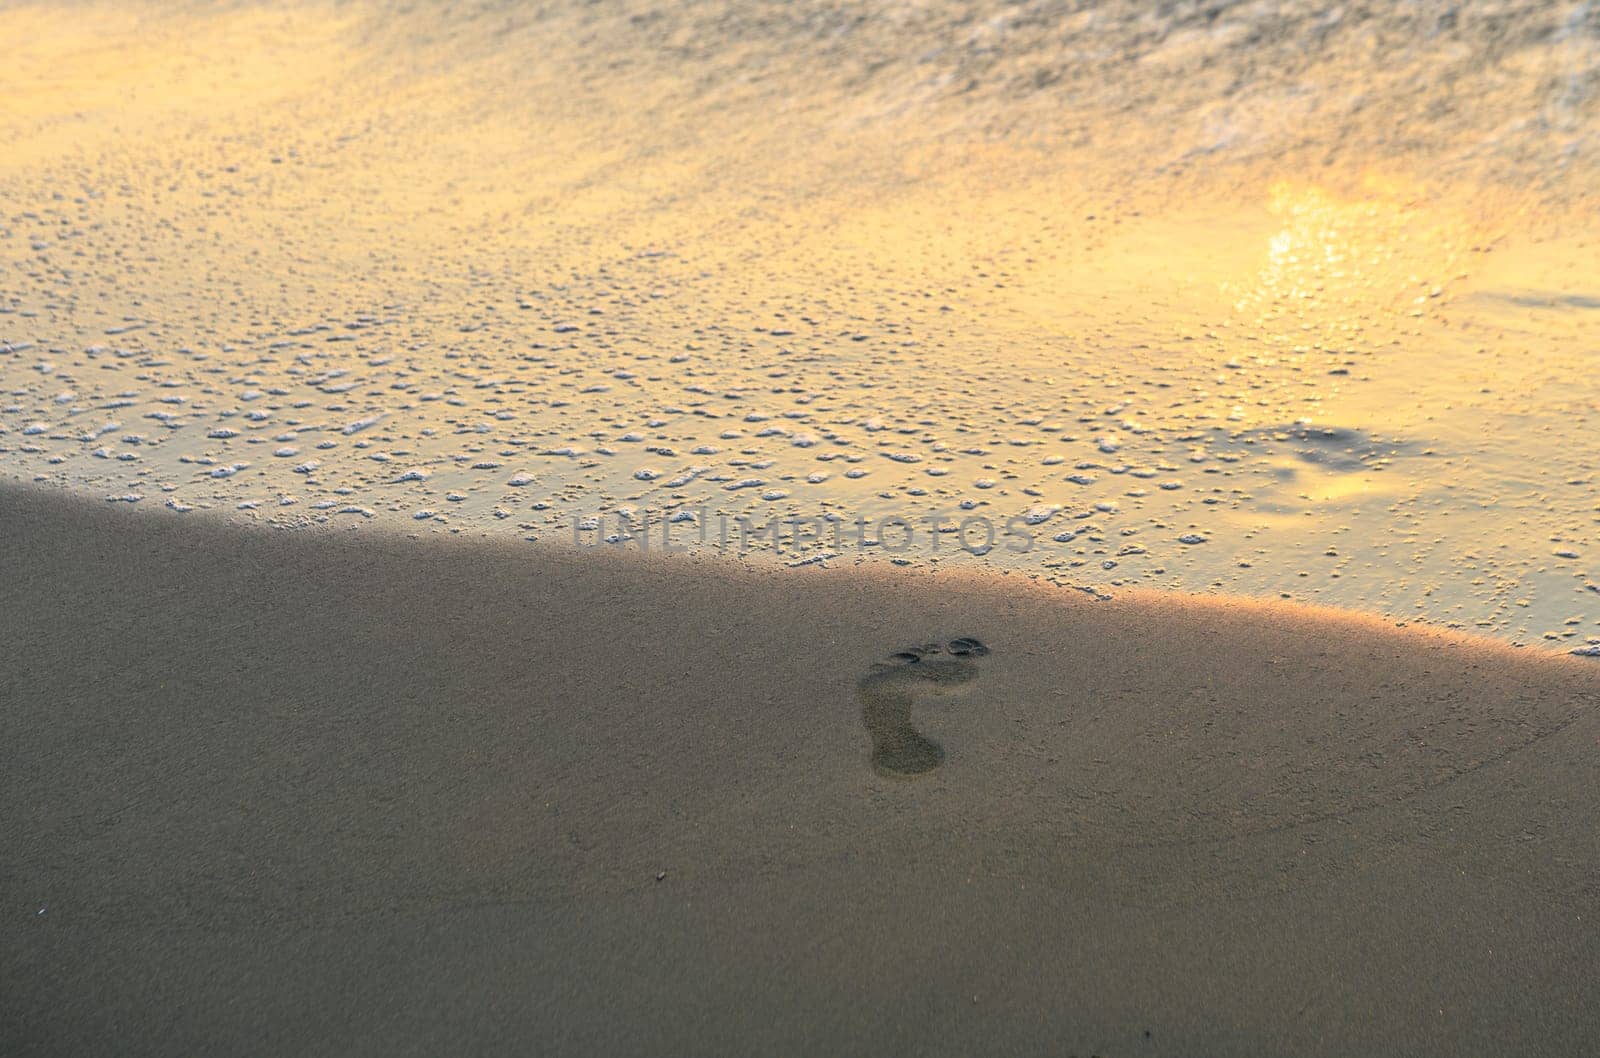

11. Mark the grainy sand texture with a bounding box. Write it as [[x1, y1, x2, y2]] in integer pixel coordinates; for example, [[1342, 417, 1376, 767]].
[[3, 485, 1597, 1056]]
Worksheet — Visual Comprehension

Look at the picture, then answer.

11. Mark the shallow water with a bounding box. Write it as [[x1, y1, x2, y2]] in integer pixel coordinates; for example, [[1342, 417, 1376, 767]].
[[2, 0, 1598, 648]]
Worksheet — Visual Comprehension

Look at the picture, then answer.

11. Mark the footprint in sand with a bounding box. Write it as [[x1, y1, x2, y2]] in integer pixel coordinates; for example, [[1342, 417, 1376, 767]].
[[859, 637, 990, 778]]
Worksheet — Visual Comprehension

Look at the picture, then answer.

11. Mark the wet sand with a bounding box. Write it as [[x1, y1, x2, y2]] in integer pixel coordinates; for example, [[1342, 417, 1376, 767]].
[[2, 481, 1597, 1056]]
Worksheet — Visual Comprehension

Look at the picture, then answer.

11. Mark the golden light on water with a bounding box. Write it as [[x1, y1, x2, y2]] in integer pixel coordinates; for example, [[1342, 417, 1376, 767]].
[[1234, 178, 1469, 323], [1, 1, 1596, 645]]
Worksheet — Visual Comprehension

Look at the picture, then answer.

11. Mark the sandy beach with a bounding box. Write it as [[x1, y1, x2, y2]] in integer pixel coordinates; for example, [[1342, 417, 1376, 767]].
[[3, 482, 1597, 1055], [5, 0, 1600, 1052]]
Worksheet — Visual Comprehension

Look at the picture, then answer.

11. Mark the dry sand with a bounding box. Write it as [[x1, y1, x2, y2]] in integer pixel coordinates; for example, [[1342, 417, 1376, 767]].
[[2, 482, 1597, 1056]]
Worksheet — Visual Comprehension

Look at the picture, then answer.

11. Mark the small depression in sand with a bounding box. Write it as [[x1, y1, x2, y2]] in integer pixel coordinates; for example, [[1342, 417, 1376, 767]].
[[859, 638, 991, 778]]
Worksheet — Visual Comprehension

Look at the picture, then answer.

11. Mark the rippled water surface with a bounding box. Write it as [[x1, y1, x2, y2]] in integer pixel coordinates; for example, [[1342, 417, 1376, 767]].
[[2, 1, 1598, 647]]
